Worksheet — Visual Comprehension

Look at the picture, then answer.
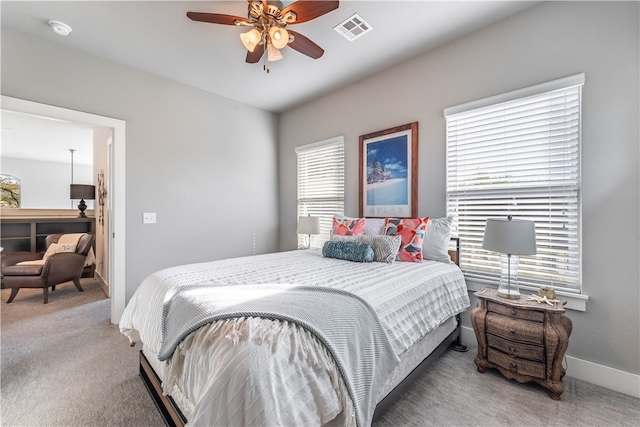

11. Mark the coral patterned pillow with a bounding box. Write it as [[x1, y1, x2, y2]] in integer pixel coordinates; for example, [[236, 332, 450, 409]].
[[332, 216, 365, 236], [384, 217, 429, 263]]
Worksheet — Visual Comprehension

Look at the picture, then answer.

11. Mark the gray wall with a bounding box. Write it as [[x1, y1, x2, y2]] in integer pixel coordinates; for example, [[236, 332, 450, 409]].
[[279, 2, 639, 375], [2, 28, 280, 301]]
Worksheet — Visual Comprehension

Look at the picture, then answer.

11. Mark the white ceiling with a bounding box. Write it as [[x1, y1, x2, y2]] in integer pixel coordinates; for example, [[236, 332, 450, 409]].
[[1, 110, 94, 165], [1, 0, 539, 114]]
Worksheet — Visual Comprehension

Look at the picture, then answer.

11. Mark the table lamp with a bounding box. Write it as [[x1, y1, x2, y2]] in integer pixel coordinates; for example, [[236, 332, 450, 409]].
[[482, 216, 537, 299], [297, 215, 320, 249], [70, 184, 95, 218]]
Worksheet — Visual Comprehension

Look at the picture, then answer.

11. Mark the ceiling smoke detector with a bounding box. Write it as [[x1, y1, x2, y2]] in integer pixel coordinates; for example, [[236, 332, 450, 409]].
[[48, 20, 72, 36]]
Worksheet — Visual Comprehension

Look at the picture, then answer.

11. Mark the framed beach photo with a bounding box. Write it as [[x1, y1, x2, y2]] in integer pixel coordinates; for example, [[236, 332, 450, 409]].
[[359, 122, 418, 218]]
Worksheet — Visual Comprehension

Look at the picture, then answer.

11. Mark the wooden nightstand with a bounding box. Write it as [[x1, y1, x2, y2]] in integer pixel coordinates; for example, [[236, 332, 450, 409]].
[[470, 288, 573, 400]]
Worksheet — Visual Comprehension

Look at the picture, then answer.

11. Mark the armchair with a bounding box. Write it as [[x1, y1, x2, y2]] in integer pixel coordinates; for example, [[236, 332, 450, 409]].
[[1, 233, 95, 304]]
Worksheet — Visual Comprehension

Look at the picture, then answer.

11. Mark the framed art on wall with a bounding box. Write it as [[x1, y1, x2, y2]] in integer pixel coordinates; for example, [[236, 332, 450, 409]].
[[359, 122, 418, 218]]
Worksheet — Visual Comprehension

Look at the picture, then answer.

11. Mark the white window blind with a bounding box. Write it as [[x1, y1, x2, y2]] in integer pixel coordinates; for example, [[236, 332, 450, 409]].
[[296, 137, 345, 249], [445, 74, 583, 293]]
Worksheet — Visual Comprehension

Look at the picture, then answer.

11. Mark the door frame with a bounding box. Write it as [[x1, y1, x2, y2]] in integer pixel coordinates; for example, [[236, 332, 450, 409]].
[[2, 95, 126, 323]]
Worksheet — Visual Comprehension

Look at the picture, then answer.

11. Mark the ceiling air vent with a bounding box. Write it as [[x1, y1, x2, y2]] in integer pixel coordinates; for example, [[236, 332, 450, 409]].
[[334, 13, 372, 41]]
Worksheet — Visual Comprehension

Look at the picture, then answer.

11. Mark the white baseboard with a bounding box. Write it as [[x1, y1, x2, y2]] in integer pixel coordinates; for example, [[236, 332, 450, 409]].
[[460, 326, 640, 398], [95, 271, 109, 297], [564, 355, 640, 398]]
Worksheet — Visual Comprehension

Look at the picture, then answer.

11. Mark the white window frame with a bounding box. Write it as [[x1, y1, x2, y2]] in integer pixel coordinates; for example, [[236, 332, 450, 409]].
[[445, 74, 588, 311], [296, 136, 345, 249]]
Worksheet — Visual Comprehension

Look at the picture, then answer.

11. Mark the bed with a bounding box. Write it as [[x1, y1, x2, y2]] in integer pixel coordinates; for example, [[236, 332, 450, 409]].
[[120, 218, 470, 427]]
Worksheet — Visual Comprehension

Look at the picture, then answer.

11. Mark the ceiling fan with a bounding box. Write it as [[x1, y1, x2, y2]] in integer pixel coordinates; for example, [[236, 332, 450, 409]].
[[187, 0, 339, 72]]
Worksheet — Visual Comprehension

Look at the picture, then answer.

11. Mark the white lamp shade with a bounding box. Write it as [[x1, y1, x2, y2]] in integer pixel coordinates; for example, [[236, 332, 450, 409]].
[[482, 218, 537, 255], [240, 29, 261, 52], [267, 43, 283, 61], [269, 27, 289, 49], [297, 216, 320, 235]]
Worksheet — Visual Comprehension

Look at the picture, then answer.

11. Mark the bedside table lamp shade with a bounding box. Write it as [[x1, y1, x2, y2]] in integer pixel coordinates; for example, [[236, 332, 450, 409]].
[[482, 216, 537, 299], [297, 215, 320, 249], [70, 184, 95, 218]]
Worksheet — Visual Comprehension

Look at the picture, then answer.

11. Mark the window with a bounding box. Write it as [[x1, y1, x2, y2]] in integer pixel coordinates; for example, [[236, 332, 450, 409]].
[[0, 174, 21, 208], [445, 74, 584, 293], [296, 136, 345, 249]]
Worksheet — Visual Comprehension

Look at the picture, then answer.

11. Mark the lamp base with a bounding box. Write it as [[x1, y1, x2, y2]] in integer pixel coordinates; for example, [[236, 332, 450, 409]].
[[497, 253, 521, 299], [77, 198, 87, 218], [497, 289, 521, 299]]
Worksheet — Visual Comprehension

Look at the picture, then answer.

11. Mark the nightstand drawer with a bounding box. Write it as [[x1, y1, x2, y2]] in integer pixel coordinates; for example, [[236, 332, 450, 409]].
[[487, 301, 545, 323], [488, 348, 546, 379], [486, 313, 544, 345], [487, 333, 545, 362]]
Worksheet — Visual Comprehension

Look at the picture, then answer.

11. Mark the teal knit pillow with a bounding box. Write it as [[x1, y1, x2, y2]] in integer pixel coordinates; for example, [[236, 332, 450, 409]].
[[322, 241, 374, 263]]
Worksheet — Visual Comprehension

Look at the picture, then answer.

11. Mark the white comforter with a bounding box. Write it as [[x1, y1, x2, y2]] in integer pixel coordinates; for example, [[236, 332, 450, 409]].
[[120, 249, 469, 426]]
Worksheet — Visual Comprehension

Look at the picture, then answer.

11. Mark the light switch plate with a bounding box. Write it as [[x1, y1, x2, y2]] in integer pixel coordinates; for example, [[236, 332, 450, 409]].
[[143, 212, 156, 224]]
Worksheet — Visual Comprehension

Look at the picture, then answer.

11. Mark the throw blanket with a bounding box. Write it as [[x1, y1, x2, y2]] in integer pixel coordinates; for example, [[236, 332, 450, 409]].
[[58, 233, 96, 266], [15, 233, 95, 267], [159, 283, 400, 427]]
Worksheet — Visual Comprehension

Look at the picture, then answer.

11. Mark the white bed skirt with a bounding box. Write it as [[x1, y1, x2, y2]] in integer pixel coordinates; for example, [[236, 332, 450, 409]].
[[141, 315, 457, 424]]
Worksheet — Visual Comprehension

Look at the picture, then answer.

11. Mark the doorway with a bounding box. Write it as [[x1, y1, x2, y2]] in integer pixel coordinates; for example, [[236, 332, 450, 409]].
[[1, 96, 126, 324]]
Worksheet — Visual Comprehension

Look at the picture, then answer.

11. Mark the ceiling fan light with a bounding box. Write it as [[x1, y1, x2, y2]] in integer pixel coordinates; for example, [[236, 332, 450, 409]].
[[267, 44, 283, 62], [240, 28, 261, 52], [269, 27, 289, 49]]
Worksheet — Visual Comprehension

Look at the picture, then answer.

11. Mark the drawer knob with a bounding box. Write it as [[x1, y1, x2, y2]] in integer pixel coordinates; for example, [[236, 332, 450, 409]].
[[509, 347, 517, 354], [510, 309, 518, 317], [509, 362, 518, 373], [509, 328, 516, 335]]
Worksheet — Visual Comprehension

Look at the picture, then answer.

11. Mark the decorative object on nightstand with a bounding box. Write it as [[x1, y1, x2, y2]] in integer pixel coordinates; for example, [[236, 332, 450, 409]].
[[482, 216, 537, 299], [70, 184, 95, 218], [297, 215, 320, 249], [471, 288, 572, 400]]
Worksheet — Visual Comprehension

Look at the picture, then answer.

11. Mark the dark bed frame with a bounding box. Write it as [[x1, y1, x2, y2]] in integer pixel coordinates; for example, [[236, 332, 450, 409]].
[[138, 238, 468, 426]]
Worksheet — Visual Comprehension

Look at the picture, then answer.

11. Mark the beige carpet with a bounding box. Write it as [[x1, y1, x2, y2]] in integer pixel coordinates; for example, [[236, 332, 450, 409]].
[[1, 279, 164, 426], [1, 280, 638, 426]]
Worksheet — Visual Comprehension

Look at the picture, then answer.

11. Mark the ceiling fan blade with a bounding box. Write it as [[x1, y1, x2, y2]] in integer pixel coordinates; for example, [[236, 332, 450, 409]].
[[186, 12, 249, 26], [287, 30, 324, 59], [246, 44, 265, 63], [281, 1, 339, 24]]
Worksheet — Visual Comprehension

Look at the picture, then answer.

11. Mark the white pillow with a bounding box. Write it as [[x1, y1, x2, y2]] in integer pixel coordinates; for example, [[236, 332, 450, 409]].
[[43, 243, 77, 261], [332, 214, 385, 236], [422, 216, 453, 263], [331, 234, 401, 263], [363, 218, 385, 235]]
